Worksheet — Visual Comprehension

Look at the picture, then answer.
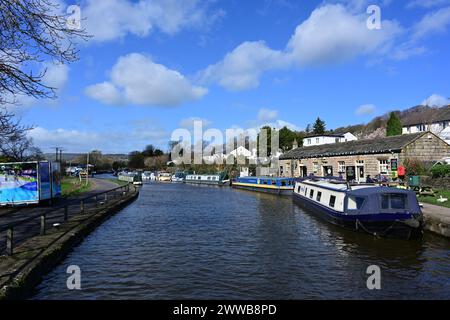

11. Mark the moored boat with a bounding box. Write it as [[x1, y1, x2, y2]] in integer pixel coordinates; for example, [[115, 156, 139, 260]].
[[157, 172, 172, 182], [232, 176, 295, 195], [118, 171, 143, 185], [171, 172, 185, 182], [293, 178, 423, 239], [185, 173, 229, 186]]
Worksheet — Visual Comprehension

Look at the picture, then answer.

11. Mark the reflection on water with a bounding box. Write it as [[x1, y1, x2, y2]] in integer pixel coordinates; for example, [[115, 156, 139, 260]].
[[33, 183, 450, 299]]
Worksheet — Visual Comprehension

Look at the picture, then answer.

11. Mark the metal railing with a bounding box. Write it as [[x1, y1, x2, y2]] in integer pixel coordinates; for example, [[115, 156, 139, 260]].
[[0, 183, 135, 256]]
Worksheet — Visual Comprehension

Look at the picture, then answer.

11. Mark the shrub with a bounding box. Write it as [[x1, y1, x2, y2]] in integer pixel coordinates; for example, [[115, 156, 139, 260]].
[[403, 159, 429, 176], [430, 164, 450, 178]]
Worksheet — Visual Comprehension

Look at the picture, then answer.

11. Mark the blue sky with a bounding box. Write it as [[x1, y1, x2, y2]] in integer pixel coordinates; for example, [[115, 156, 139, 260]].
[[15, 0, 450, 153]]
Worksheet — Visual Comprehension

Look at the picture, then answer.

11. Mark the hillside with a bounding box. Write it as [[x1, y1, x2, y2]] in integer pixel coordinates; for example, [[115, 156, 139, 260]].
[[331, 104, 450, 139]]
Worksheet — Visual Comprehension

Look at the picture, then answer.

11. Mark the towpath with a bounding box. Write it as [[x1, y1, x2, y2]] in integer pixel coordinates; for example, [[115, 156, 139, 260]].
[[422, 203, 450, 237], [0, 178, 120, 255]]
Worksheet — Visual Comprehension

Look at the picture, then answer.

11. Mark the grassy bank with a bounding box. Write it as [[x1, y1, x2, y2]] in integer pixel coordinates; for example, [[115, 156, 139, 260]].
[[61, 177, 94, 197], [418, 189, 450, 208], [106, 178, 128, 186]]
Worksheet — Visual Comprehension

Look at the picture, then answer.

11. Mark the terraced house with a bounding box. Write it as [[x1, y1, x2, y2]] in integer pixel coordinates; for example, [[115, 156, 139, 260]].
[[278, 132, 450, 182]]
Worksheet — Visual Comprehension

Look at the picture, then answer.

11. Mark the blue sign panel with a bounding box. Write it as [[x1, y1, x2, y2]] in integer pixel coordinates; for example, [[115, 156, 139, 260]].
[[39, 162, 52, 200], [0, 162, 39, 205]]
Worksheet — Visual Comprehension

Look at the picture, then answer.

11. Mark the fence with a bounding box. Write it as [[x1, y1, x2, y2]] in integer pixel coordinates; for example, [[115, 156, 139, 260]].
[[0, 183, 135, 256]]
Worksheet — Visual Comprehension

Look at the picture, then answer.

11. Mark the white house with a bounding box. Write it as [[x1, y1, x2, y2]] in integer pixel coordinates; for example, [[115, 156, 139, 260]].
[[402, 106, 450, 145], [302, 132, 357, 147]]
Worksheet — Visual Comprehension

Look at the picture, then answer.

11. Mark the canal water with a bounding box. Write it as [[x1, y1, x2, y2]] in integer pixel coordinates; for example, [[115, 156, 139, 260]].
[[33, 183, 450, 299]]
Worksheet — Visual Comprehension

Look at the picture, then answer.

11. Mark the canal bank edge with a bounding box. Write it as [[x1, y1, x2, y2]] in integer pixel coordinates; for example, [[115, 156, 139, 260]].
[[0, 188, 140, 300]]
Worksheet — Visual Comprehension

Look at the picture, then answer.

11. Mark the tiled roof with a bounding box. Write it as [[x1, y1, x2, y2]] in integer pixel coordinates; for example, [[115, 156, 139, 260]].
[[280, 132, 428, 159]]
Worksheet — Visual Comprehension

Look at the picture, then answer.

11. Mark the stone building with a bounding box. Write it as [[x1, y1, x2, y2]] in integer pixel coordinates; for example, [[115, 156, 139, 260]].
[[279, 132, 450, 182]]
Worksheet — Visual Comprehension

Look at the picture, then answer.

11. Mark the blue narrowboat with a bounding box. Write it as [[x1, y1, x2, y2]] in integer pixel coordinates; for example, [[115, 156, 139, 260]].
[[232, 176, 295, 195], [293, 178, 423, 239]]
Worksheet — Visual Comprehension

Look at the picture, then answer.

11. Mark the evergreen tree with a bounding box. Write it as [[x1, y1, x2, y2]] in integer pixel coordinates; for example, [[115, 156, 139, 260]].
[[386, 112, 402, 136], [305, 124, 311, 133], [313, 117, 326, 134]]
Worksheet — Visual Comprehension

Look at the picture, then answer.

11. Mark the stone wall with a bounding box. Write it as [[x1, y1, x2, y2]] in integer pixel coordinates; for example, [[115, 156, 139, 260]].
[[420, 176, 450, 189], [400, 132, 450, 163], [279, 152, 398, 179]]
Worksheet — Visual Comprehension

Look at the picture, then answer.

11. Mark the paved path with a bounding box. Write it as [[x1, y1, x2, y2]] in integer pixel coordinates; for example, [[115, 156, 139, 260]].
[[0, 178, 122, 255], [421, 203, 450, 237]]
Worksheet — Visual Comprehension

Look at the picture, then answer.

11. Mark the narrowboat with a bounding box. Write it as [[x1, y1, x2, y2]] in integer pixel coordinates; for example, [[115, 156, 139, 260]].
[[232, 176, 295, 195], [185, 173, 229, 186], [118, 171, 143, 185], [293, 178, 423, 239], [157, 172, 172, 182], [171, 172, 185, 182]]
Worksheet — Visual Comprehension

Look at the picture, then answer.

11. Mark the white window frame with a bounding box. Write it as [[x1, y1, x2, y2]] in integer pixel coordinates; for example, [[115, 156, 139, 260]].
[[338, 161, 345, 173], [379, 159, 389, 174], [313, 162, 319, 173]]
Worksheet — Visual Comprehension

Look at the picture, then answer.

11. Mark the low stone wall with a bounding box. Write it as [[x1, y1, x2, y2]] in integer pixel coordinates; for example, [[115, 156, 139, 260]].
[[420, 176, 450, 190], [0, 189, 139, 300]]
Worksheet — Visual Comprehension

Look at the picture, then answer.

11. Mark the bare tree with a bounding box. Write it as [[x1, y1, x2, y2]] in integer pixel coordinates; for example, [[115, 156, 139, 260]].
[[0, 109, 43, 161], [0, 0, 89, 106]]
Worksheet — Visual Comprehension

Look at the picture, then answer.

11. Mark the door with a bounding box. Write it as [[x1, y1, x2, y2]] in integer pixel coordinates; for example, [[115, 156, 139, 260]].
[[356, 165, 365, 182], [301, 166, 307, 177]]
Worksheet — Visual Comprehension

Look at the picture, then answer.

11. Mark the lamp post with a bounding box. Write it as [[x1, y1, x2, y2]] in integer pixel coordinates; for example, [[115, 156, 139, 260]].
[[86, 151, 89, 186]]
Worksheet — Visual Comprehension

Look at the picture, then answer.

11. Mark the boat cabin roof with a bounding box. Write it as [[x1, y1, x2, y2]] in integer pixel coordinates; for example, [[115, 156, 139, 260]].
[[238, 176, 294, 181]]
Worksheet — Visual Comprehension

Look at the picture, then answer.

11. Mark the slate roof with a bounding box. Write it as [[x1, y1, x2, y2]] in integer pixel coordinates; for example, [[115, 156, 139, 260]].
[[280, 132, 428, 160], [303, 133, 345, 138]]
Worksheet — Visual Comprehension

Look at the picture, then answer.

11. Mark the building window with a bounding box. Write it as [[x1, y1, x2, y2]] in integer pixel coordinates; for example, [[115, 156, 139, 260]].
[[307, 138, 311, 145], [338, 161, 345, 173], [335, 138, 340, 143], [379, 160, 389, 174], [316, 138, 320, 144], [313, 162, 319, 173]]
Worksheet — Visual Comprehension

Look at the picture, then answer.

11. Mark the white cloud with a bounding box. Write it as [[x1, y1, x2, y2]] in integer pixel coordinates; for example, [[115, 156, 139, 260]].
[[85, 82, 123, 105], [82, 0, 224, 42], [412, 6, 450, 39], [422, 94, 449, 107], [246, 108, 300, 131], [287, 4, 402, 66], [42, 62, 69, 89], [28, 125, 170, 153], [179, 117, 212, 129], [4, 62, 69, 113], [355, 104, 376, 115], [257, 108, 279, 122], [407, 0, 450, 9], [199, 41, 288, 91], [200, 4, 402, 91], [86, 53, 207, 107]]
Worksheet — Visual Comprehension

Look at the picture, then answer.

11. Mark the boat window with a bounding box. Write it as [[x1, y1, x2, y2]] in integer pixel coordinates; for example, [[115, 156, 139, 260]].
[[316, 191, 322, 202], [271, 180, 277, 185], [304, 187, 308, 196], [207, 177, 211, 180], [198, 176, 201, 180], [296, 185, 301, 193], [281, 181, 286, 186], [347, 196, 365, 210], [309, 189, 314, 199], [329, 195, 336, 208], [381, 194, 407, 210]]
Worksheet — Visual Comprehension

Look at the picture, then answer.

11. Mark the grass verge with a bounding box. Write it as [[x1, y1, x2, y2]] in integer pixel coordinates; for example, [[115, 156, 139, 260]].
[[418, 189, 450, 208], [61, 177, 94, 198]]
